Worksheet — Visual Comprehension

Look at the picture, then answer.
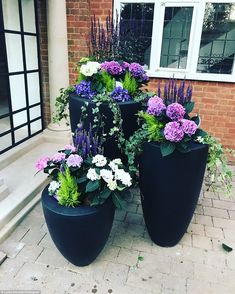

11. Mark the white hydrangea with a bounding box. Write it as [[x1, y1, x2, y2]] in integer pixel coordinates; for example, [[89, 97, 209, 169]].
[[107, 180, 117, 191], [115, 81, 123, 89], [100, 169, 114, 183], [112, 158, 122, 165], [115, 169, 132, 187], [109, 161, 119, 172], [87, 168, 101, 181], [48, 180, 60, 195], [80, 61, 100, 77], [92, 154, 107, 167]]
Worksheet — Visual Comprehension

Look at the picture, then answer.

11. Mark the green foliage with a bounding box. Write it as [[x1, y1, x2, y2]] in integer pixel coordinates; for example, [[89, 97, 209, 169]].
[[197, 135, 235, 195], [57, 167, 80, 207], [160, 141, 176, 156], [123, 72, 138, 96], [76, 73, 86, 84], [85, 180, 100, 193], [184, 102, 195, 114], [101, 71, 115, 92], [139, 111, 165, 142], [53, 86, 75, 124]]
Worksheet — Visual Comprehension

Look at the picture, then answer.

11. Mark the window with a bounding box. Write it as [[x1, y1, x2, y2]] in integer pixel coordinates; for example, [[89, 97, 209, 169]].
[[114, 0, 235, 82]]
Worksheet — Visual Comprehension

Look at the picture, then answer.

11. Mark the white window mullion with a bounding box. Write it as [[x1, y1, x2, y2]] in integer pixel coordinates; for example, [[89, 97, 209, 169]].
[[149, 1, 164, 73], [188, 1, 205, 73]]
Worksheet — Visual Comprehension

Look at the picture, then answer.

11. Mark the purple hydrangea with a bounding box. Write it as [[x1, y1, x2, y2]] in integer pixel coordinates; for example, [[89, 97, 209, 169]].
[[166, 103, 186, 121], [52, 152, 66, 163], [75, 81, 95, 99], [141, 73, 149, 82], [129, 63, 145, 78], [67, 154, 83, 167], [147, 96, 166, 116], [121, 61, 130, 70], [35, 156, 50, 171], [111, 86, 131, 102], [181, 119, 198, 136], [64, 144, 76, 153], [164, 121, 184, 142], [101, 61, 123, 76]]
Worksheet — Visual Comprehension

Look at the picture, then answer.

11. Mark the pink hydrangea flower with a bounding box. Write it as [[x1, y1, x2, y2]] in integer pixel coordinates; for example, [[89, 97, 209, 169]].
[[35, 156, 50, 171], [147, 96, 166, 116], [164, 121, 184, 142], [166, 103, 185, 121], [67, 154, 83, 167], [64, 144, 76, 153], [52, 152, 66, 163], [181, 119, 198, 136]]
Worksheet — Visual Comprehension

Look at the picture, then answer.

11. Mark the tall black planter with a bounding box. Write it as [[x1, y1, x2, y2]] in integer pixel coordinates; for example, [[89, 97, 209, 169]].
[[69, 93, 141, 161], [41, 186, 115, 266], [139, 142, 208, 247]]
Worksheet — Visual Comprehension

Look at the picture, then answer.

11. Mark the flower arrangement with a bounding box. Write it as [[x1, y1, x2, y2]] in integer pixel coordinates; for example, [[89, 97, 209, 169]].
[[36, 127, 132, 208], [125, 79, 234, 194]]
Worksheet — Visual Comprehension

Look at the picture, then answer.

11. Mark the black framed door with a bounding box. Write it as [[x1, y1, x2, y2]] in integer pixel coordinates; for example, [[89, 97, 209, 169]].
[[0, 0, 43, 154]]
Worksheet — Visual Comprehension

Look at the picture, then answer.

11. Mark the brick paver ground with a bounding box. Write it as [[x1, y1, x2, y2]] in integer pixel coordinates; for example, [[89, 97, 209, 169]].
[[0, 171, 235, 294]]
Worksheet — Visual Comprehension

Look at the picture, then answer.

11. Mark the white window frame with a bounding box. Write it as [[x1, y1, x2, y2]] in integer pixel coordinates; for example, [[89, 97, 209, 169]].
[[114, 0, 235, 82]]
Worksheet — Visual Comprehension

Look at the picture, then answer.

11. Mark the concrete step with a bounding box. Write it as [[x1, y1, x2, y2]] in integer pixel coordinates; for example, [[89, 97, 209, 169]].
[[0, 184, 9, 201]]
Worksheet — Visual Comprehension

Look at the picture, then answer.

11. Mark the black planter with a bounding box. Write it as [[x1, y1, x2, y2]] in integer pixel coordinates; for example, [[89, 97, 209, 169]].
[[139, 142, 208, 247], [41, 186, 115, 266], [69, 93, 141, 161]]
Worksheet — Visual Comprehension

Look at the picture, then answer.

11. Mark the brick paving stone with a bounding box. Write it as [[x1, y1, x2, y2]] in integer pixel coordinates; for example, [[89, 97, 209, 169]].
[[204, 206, 229, 218], [228, 210, 235, 220], [194, 263, 220, 282], [192, 234, 213, 250], [114, 210, 127, 221], [132, 237, 153, 253], [125, 203, 138, 213], [116, 248, 139, 266], [0, 251, 6, 266], [226, 254, 235, 270], [170, 259, 194, 279], [104, 262, 129, 285], [213, 199, 235, 210], [195, 214, 213, 226], [38, 233, 56, 249], [203, 251, 226, 268], [223, 228, 235, 242], [186, 279, 212, 294], [125, 212, 143, 225], [36, 247, 69, 268], [20, 228, 46, 246], [126, 223, 145, 237], [187, 223, 205, 235], [15, 245, 44, 263], [113, 233, 134, 249], [161, 274, 187, 293], [181, 246, 205, 264], [205, 226, 224, 239], [179, 233, 192, 247], [213, 217, 235, 229], [195, 204, 204, 215], [137, 205, 143, 215], [0, 239, 25, 258], [204, 191, 219, 199], [199, 198, 213, 207], [96, 245, 120, 263]]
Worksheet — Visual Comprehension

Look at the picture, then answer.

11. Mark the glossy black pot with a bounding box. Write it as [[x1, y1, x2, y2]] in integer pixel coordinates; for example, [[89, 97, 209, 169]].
[[139, 142, 208, 247], [41, 186, 115, 266], [69, 93, 141, 161]]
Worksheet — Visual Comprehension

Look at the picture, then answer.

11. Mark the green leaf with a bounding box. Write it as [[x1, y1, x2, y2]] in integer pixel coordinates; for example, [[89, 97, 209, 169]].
[[138, 256, 144, 261], [160, 141, 176, 157], [90, 196, 105, 206], [184, 102, 195, 114], [196, 129, 208, 138], [191, 116, 200, 126], [99, 188, 112, 199], [222, 243, 233, 252], [120, 189, 132, 201], [112, 191, 126, 209], [76, 177, 87, 184], [85, 180, 99, 193]]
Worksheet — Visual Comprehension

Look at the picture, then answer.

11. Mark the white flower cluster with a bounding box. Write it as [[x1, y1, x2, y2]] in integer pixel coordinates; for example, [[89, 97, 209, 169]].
[[86, 157, 132, 191], [48, 180, 60, 195], [92, 154, 107, 167], [80, 61, 100, 77]]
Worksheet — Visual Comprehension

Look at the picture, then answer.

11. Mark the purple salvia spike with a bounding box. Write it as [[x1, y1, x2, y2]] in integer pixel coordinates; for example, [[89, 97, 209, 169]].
[[86, 135, 91, 155], [174, 83, 177, 101], [158, 81, 161, 97], [164, 83, 167, 99]]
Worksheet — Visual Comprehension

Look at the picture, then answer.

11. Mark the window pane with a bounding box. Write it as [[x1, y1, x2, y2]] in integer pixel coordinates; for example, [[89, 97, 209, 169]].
[[2, 0, 20, 31], [160, 7, 193, 69], [119, 3, 154, 67], [0, 133, 12, 152], [197, 3, 235, 74], [5, 33, 23, 72], [15, 126, 28, 143], [27, 72, 40, 105], [0, 117, 11, 133], [9, 75, 26, 111], [13, 110, 27, 128], [22, 0, 36, 33], [30, 119, 42, 134], [24, 36, 38, 70], [30, 105, 41, 120]]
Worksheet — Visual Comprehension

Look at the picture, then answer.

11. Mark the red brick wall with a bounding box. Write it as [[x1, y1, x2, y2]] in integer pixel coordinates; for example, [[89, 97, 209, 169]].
[[37, 0, 50, 127]]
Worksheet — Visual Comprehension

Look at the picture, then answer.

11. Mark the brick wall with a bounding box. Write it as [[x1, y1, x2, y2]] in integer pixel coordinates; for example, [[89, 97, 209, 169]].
[[37, 0, 50, 127]]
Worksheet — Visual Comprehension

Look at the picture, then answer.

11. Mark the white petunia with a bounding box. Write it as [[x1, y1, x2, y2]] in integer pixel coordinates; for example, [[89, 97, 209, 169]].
[[87, 168, 101, 181], [107, 180, 117, 191], [92, 154, 107, 167], [80, 61, 101, 77], [100, 169, 114, 183], [115, 169, 132, 187], [48, 180, 60, 195]]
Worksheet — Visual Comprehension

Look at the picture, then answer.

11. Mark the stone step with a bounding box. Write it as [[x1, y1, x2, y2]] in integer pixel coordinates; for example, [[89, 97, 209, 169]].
[[0, 184, 9, 202]]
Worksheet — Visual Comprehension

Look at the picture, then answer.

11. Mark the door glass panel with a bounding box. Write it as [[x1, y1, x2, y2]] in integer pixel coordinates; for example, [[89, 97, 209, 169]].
[[31, 119, 42, 134], [30, 105, 41, 120], [22, 0, 36, 33], [27, 72, 40, 105], [9, 75, 26, 111], [160, 7, 193, 69], [15, 126, 28, 143], [0, 117, 11, 132], [0, 133, 12, 151], [2, 0, 20, 31], [24, 35, 38, 70], [119, 2, 154, 67], [13, 110, 27, 128], [5, 33, 23, 72], [197, 3, 235, 74]]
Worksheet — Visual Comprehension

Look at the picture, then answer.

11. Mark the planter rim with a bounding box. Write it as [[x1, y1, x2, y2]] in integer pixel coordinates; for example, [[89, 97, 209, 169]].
[[42, 186, 112, 217], [69, 92, 141, 106], [145, 141, 208, 151]]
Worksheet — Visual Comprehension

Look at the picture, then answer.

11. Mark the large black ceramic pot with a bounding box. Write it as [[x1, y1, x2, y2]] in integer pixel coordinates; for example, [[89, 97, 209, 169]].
[[69, 93, 141, 161], [139, 142, 208, 247], [41, 186, 115, 266]]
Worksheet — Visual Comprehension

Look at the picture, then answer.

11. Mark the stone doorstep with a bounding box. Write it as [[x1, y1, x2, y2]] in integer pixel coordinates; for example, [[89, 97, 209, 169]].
[[0, 251, 7, 265]]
